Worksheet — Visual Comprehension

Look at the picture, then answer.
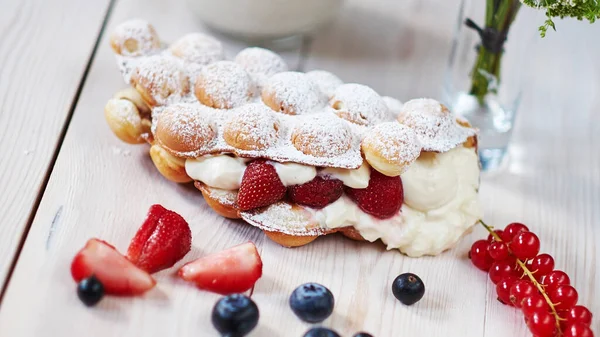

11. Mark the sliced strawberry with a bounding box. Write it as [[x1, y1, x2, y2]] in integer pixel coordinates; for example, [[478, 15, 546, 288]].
[[71, 238, 156, 295], [288, 176, 343, 208], [345, 168, 403, 219], [127, 204, 192, 273], [237, 160, 286, 211], [178, 242, 262, 295]]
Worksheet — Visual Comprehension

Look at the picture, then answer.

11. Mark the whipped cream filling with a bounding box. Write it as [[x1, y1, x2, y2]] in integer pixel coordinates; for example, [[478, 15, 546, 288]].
[[307, 146, 482, 256], [185, 155, 248, 190], [319, 162, 371, 189], [270, 161, 317, 186]]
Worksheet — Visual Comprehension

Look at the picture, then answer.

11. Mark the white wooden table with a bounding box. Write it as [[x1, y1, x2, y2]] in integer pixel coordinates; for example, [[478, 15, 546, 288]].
[[0, 0, 598, 336]]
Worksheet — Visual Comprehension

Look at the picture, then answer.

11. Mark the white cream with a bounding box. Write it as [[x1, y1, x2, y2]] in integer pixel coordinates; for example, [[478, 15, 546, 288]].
[[309, 146, 482, 257], [320, 162, 371, 189], [270, 161, 317, 186], [185, 155, 248, 190]]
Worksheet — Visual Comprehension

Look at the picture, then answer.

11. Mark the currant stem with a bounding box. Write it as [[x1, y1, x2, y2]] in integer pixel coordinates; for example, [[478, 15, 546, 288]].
[[478, 220, 562, 332]]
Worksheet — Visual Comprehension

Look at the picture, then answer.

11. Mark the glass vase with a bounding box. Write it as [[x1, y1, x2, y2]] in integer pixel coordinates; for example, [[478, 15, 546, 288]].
[[443, 0, 539, 171]]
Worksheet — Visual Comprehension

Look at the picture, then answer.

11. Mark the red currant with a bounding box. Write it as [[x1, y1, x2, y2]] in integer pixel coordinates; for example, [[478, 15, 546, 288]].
[[504, 222, 529, 240], [510, 232, 540, 260], [488, 242, 509, 261], [526, 310, 557, 337], [542, 270, 570, 293], [521, 294, 551, 318], [509, 280, 536, 308], [487, 229, 505, 242], [561, 305, 593, 327], [489, 261, 517, 284], [469, 240, 493, 272], [563, 323, 594, 337], [495, 276, 518, 306], [548, 284, 578, 311], [528, 254, 555, 278]]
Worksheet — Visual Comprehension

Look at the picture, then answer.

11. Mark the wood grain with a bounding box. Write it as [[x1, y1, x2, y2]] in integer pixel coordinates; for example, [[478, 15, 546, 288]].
[[0, 0, 112, 289], [1, 0, 599, 336]]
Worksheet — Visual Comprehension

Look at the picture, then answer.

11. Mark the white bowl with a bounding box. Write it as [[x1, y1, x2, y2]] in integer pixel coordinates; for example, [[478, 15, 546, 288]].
[[187, 0, 345, 40]]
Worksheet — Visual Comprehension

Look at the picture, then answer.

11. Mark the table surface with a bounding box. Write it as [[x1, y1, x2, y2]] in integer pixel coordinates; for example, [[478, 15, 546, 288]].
[[0, 0, 598, 336]]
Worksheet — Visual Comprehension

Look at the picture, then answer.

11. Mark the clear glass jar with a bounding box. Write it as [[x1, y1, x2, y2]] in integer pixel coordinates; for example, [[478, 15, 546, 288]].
[[443, 0, 540, 171]]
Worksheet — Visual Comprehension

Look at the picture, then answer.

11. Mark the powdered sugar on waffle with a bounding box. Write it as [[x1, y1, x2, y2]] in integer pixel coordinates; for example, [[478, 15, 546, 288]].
[[235, 47, 288, 88], [241, 202, 330, 236], [197, 61, 254, 108], [306, 70, 343, 98], [331, 83, 392, 125], [111, 19, 160, 57], [364, 122, 421, 166], [262, 72, 326, 114], [399, 98, 476, 152], [170, 33, 224, 66]]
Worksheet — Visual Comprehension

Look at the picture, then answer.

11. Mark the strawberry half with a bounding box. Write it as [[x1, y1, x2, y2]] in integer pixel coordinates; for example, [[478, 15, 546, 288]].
[[71, 238, 156, 295], [127, 204, 192, 274], [288, 176, 343, 208], [237, 160, 286, 211], [345, 168, 403, 219], [178, 242, 262, 295]]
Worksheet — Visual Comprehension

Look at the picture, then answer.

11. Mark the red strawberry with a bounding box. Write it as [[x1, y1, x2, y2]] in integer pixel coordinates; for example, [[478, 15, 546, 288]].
[[345, 168, 403, 219], [288, 176, 343, 208], [71, 238, 156, 295], [237, 160, 286, 211], [178, 242, 262, 295], [127, 204, 192, 274]]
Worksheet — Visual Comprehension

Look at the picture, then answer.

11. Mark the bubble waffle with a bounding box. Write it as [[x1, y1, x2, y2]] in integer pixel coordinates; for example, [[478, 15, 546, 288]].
[[107, 20, 482, 256]]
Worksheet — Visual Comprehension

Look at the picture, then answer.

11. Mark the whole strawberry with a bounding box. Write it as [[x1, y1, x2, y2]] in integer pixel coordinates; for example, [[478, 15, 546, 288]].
[[288, 176, 343, 208], [127, 204, 192, 274], [345, 168, 403, 219], [237, 160, 286, 211]]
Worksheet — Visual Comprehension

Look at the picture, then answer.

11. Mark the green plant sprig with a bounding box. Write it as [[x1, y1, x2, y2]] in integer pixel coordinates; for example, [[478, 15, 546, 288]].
[[521, 0, 600, 36]]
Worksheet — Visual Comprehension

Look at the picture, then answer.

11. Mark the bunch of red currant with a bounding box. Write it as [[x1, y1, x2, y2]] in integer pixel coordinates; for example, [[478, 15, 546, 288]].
[[469, 221, 594, 337]]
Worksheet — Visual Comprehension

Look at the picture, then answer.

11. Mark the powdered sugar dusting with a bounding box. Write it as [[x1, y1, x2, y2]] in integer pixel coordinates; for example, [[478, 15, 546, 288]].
[[262, 72, 326, 115], [107, 98, 141, 126], [306, 70, 343, 98], [399, 98, 476, 152], [235, 47, 288, 88], [169, 33, 224, 65], [111, 19, 160, 57], [241, 202, 330, 236], [291, 114, 354, 158], [331, 83, 392, 125], [363, 122, 421, 166], [196, 61, 254, 109], [382, 96, 403, 116], [225, 103, 280, 149], [131, 55, 189, 105]]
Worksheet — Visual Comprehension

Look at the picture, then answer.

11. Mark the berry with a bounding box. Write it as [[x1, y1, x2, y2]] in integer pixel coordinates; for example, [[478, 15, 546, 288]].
[[510, 232, 540, 260], [563, 323, 594, 337], [526, 310, 557, 337], [489, 261, 518, 284], [126, 204, 192, 273], [211, 294, 259, 337], [289, 283, 335, 323], [521, 294, 551, 319], [178, 242, 263, 295], [288, 176, 344, 208], [488, 242, 509, 261], [548, 284, 578, 311], [392, 273, 425, 305], [470, 240, 494, 272], [509, 280, 536, 308], [353, 333, 374, 337], [504, 222, 529, 240], [528, 254, 555, 279], [495, 276, 518, 305], [487, 229, 505, 242], [71, 238, 156, 295], [345, 169, 403, 219], [561, 305, 593, 327], [542, 270, 570, 293], [237, 160, 286, 211], [77, 275, 104, 307], [303, 327, 341, 337]]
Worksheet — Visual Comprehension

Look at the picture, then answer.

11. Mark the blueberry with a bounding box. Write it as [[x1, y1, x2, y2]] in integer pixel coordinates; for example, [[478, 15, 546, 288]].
[[353, 333, 374, 337], [77, 275, 104, 307], [392, 273, 425, 305], [211, 294, 259, 337], [289, 283, 334, 323], [303, 327, 341, 337]]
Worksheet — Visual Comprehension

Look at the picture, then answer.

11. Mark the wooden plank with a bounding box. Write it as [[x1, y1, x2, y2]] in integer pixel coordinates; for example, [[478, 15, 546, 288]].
[[0, 0, 303, 335], [0, 0, 112, 289]]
